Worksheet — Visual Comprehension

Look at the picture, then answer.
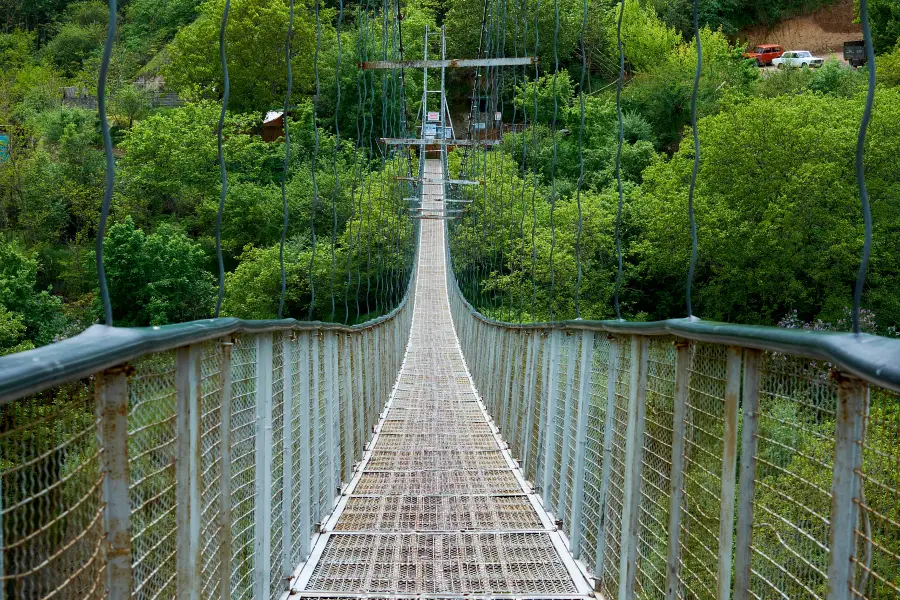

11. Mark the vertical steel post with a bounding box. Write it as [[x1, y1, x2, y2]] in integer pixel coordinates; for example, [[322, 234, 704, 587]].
[[364, 332, 373, 435], [535, 334, 551, 480], [176, 345, 201, 600], [509, 334, 525, 454], [665, 341, 691, 600], [558, 334, 578, 519], [827, 374, 869, 600], [733, 349, 761, 600], [253, 334, 274, 600], [219, 341, 233, 600], [594, 337, 619, 587], [323, 333, 337, 504], [311, 333, 322, 522], [354, 336, 364, 453], [617, 335, 649, 600], [717, 347, 743, 600], [297, 332, 312, 560], [500, 331, 514, 436], [96, 366, 132, 599], [342, 336, 354, 483], [521, 333, 540, 475], [281, 333, 294, 587], [541, 332, 562, 509], [569, 331, 595, 557]]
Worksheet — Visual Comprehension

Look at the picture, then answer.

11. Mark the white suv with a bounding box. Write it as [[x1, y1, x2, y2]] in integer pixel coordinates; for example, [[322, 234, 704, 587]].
[[772, 50, 825, 69]]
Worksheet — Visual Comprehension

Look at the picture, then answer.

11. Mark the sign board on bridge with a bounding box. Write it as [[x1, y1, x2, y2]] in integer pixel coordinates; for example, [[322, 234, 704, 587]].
[[494, 111, 502, 121], [427, 111, 440, 122]]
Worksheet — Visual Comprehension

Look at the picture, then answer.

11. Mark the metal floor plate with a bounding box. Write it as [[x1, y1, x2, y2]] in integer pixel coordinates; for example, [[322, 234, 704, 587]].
[[305, 533, 580, 594], [333, 495, 542, 531], [295, 159, 589, 597]]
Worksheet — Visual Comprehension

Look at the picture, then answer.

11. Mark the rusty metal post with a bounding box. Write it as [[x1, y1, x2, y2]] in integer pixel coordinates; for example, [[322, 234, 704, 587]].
[[617, 335, 649, 600], [718, 347, 743, 600], [176, 345, 201, 600], [218, 341, 233, 600], [733, 349, 761, 600], [569, 331, 595, 558], [593, 336, 619, 588], [665, 341, 691, 600], [827, 374, 869, 600], [96, 365, 132, 599]]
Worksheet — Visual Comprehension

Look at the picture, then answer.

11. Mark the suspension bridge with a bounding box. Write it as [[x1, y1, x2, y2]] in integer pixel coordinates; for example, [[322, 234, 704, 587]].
[[0, 0, 899, 598]]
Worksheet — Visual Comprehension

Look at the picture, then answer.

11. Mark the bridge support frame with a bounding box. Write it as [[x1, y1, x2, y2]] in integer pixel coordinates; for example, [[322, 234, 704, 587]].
[[176, 345, 202, 600], [96, 365, 132, 599]]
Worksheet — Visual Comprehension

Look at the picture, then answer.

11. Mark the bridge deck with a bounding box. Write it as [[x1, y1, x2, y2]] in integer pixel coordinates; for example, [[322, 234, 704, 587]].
[[293, 160, 592, 597]]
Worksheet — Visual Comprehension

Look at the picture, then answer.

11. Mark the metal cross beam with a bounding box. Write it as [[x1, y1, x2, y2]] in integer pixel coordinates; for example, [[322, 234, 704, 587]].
[[360, 57, 536, 70], [381, 138, 501, 147]]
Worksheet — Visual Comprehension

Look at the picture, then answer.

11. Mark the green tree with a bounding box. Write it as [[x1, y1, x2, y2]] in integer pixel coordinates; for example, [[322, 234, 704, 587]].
[[165, 0, 317, 112], [0, 240, 66, 348], [42, 1, 107, 75], [100, 217, 216, 325]]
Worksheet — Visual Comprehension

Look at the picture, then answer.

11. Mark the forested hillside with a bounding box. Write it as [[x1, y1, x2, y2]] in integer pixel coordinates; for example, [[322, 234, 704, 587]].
[[1, 0, 899, 356]]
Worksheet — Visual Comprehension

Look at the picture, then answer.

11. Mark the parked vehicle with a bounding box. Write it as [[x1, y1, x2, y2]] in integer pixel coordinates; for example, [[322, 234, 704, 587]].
[[772, 50, 825, 69], [844, 40, 867, 67], [743, 44, 784, 66]]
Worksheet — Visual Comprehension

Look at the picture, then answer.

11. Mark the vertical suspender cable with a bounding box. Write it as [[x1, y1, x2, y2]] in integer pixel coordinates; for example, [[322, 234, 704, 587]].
[[548, 0, 559, 321], [96, 0, 117, 326], [214, 0, 231, 318], [612, 0, 624, 321], [852, 0, 875, 335], [309, 0, 321, 320], [517, 0, 528, 322], [685, 0, 701, 318], [573, 0, 586, 319], [331, 0, 344, 321], [279, 0, 294, 319], [529, 0, 540, 320]]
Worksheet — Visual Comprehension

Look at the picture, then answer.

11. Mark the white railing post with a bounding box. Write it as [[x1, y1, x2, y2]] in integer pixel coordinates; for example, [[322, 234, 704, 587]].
[[176, 345, 201, 600], [253, 334, 274, 600], [354, 336, 364, 453], [341, 335, 354, 484], [297, 332, 312, 560], [541, 331, 562, 509], [569, 330, 595, 558], [617, 335, 649, 600], [323, 333, 336, 505], [536, 334, 551, 481], [329, 333, 340, 499], [594, 336, 619, 589], [558, 334, 578, 520], [665, 341, 691, 600], [500, 331, 514, 437], [827, 374, 869, 600], [281, 332, 294, 588], [311, 333, 322, 524], [521, 333, 540, 475], [219, 341, 234, 600], [508, 334, 526, 454], [96, 365, 132, 599], [733, 349, 761, 600], [717, 347, 743, 600]]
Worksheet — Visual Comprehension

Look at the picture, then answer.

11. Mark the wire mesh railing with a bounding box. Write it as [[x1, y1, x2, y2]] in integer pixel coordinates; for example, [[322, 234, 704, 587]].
[[447, 241, 900, 600], [0, 265, 415, 600]]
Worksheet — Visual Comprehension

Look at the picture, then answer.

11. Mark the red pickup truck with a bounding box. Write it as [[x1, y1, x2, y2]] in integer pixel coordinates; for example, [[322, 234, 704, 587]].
[[743, 44, 784, 66]]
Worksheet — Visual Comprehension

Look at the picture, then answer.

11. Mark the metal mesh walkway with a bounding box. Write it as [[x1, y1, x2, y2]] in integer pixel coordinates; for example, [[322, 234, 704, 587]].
[[292, 160, 592, 597]]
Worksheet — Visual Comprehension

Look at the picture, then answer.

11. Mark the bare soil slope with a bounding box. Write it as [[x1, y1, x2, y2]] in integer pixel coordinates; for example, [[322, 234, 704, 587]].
[[738, 0, 862, 55]]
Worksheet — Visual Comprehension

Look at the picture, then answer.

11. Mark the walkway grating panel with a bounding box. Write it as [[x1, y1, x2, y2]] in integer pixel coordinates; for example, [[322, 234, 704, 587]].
[[379, 419, 495, 435], [365, 449, 509, 470], [354, 470, 523, 495], [296, 159, 588, 597], [373, 433, 501, 451], [305, 533, 580, 594], [334, 495, 542, 531]]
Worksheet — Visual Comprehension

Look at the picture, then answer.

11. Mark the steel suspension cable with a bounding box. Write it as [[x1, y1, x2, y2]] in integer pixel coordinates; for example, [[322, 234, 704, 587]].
[[214, 0, 231, 318], [517, 0, 529, 322], [347, 2, 367, 323], [548, 0, 560, 321], [96, 0, 117, 326], [685, 0, 701, 318], [308, 0, 322, 320], [852, 0, 875, 335], [528, 0, 539, 320], [330, 0, 344, 321], [573, 0, 587, 319], [278, 0, 294, 319], [613, 0, 624, 320]]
